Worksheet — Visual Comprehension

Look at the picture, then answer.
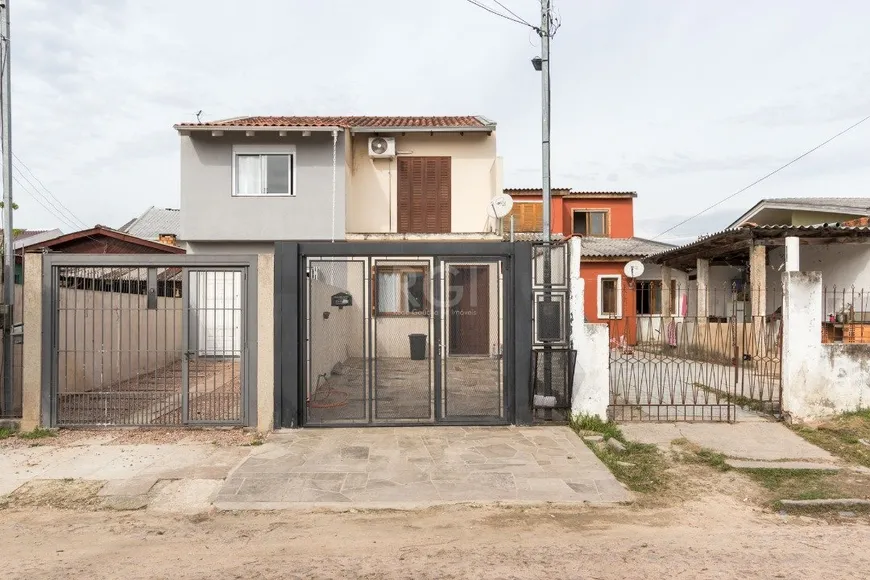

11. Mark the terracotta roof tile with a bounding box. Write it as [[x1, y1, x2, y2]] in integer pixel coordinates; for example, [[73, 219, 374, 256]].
[[177, 116, 492, 129]]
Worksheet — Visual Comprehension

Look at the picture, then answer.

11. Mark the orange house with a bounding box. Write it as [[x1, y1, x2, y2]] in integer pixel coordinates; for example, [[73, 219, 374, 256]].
[[505, 188, 674, 344]]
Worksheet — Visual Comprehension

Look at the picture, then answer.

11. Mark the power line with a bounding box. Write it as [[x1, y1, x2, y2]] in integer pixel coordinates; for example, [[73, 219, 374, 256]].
[[10, 173, 81, 232], [11, 163, 87, 229], [490, 0, 536, 28], [637, 113, 870, 246], [464, 0, 538, 30], [11, 153, 88, 228]]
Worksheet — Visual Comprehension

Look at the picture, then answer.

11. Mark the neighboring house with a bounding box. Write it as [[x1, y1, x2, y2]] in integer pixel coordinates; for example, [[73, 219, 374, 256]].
[[1, 229, 63, 283], [120, 207, 181, 247], [21, 225, 186, 256], [728, 197, 870, 228], [173, 115, 502, 254], [503, 188, 675, 326]]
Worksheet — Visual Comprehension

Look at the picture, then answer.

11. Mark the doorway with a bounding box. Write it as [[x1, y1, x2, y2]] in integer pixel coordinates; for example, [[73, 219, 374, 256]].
[[449, 265, 490, 356]]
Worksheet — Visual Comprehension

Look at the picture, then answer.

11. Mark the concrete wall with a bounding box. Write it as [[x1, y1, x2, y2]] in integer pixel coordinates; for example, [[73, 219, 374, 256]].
[[568, 238, 609, 419], [186, 242, 275, 256], [56, 289, 183, 394], [308, 277, 365, 393], [782, 271, 870, 420], [346, 132, 500, 233], [256, 254, 274, 432], [180, 131, 346, 241]]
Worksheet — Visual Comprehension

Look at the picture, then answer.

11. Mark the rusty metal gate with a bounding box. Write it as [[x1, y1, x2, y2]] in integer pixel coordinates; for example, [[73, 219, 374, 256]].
[[42, 255, 258, 427], [608, 282, 781, 422]]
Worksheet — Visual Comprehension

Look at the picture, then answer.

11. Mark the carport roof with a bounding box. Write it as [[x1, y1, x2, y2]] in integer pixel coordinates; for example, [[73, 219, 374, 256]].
[[648, 224, 870, 270]]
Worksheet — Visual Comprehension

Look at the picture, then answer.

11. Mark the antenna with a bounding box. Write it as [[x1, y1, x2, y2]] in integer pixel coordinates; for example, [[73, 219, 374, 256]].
[[195, 110, 203, 124], [487, 193, 514, 219]]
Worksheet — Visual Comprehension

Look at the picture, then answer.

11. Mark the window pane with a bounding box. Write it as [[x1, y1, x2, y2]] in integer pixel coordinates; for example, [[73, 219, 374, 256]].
[[572, 212, 587, 235], [589, 212, 607, 236], [405, 272, 425, 313], [265, 155, 290, 194], [236, 155, 262, 195], [601, 278, 617, 315], [377, 273, 399, 313]]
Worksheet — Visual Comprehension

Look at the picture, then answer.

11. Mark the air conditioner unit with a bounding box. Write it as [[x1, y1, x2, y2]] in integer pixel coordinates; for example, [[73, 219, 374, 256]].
[[368, 137, 396, 158]]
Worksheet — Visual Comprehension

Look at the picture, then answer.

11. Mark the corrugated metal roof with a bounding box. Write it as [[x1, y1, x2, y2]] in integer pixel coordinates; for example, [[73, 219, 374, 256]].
[[121, 207, 180, 240], [581, 237, 675, 258], [763, 197, 870, 210], [647, 223, 870, 265]]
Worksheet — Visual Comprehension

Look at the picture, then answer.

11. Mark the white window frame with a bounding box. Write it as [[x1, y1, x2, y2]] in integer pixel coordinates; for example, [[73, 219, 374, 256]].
[[598, 274, 622, 319], [232, 143, 297, 197]]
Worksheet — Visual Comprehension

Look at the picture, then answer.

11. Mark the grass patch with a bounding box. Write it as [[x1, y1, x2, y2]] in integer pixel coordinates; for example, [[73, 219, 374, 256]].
[[791, 409, 870, 468], [17, 428, 57, 440], [740, 468, 844, 506], [569, 414, 668, 494], [0, 427, 15, 440], [671, 438, 730, 471]]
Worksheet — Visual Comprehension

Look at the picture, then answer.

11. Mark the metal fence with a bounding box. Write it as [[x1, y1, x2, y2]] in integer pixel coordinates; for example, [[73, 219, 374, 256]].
[[46, 256, 255, 427], [822, 286, 870, 344], [303, 255, 507, 425], [608, 283, 782, 422], [0, 283, 23, 419]]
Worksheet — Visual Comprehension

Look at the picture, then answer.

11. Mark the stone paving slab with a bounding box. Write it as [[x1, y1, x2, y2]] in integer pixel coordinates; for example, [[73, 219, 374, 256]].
[[215, 426, 630, 508]]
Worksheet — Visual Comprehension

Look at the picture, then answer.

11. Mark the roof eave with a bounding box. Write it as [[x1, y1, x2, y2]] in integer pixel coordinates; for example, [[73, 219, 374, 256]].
[[349, 125, 494, 134], [174, 125, 344, 133]]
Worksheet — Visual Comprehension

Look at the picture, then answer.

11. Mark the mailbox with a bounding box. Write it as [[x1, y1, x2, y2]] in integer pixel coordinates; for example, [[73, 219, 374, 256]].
[[331, 292, 352, 309]]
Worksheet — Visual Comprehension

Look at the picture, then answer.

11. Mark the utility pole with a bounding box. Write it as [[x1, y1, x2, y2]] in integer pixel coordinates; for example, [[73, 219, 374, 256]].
[[0, 0, 13, 416], [539, 0, 553, 415]]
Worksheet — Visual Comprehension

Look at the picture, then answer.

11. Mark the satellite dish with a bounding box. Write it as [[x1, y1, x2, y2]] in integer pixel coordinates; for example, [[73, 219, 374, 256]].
[[370, 137, 389, 155], [624, 260, 645, 278], [487, 193, 514, 219]]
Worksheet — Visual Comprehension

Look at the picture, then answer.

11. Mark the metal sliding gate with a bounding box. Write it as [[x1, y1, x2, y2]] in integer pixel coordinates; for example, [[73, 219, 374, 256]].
[[608, 282, 782, 422], [44, 255, 257, 427], [302, 254, 508, 425]]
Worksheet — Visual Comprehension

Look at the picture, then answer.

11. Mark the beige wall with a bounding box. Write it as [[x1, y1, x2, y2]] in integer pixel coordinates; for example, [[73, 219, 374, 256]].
[[791, 210, 858, 226], [346, 132, 501, 234], [56, 289, 183, 394]]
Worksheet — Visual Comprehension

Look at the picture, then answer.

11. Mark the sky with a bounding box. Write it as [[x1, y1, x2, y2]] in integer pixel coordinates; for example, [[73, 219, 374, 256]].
[[9, 0, 870, 244]]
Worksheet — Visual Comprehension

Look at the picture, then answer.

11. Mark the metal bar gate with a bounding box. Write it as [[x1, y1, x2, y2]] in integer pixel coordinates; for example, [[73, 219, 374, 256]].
[[42, 254, 258, 428]]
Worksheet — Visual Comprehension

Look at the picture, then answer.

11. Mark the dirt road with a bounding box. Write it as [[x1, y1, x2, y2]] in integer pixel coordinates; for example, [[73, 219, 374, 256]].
[[1, 496, 868, 580]]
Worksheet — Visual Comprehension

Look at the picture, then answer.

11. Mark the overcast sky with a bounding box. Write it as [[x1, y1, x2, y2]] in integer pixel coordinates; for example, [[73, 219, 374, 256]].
[[10, 0, 870, 243]]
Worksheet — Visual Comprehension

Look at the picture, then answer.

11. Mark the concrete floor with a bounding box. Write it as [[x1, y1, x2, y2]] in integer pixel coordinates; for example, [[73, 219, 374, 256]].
[[621, 421, 835, 461], [216, 426, 630, 508]]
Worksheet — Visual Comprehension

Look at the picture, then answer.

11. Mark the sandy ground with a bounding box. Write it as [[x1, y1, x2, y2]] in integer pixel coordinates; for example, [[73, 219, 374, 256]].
[[1, 496, 868, 580]]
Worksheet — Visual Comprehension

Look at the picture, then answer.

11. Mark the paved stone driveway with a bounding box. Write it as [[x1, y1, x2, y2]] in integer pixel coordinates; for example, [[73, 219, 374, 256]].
[[216, 426, 630, 508]]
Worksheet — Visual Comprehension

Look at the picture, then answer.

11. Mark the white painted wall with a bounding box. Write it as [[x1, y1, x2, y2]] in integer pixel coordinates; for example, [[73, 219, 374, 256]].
[[782, 271, 870, 420], [569, 237, 609, 419]]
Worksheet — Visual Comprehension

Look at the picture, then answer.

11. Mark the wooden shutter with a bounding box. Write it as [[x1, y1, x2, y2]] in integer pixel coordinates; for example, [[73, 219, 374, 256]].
[[508, 202, 543, 232], [397, 156, 451, 233]]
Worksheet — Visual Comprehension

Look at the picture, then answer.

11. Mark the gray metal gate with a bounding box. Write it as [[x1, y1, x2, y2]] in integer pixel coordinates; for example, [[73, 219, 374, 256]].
[[303, 255, 507, 425], [43, 255, 257, 427], [272, 241, 534, 428]]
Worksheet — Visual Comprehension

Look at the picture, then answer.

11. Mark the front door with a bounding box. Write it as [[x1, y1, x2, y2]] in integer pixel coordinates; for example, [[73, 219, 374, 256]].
[[449, 265, 490, 355]]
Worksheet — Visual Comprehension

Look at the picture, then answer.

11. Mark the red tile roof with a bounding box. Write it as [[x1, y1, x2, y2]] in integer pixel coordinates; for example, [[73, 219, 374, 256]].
[[176, 116, 493, 129]]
